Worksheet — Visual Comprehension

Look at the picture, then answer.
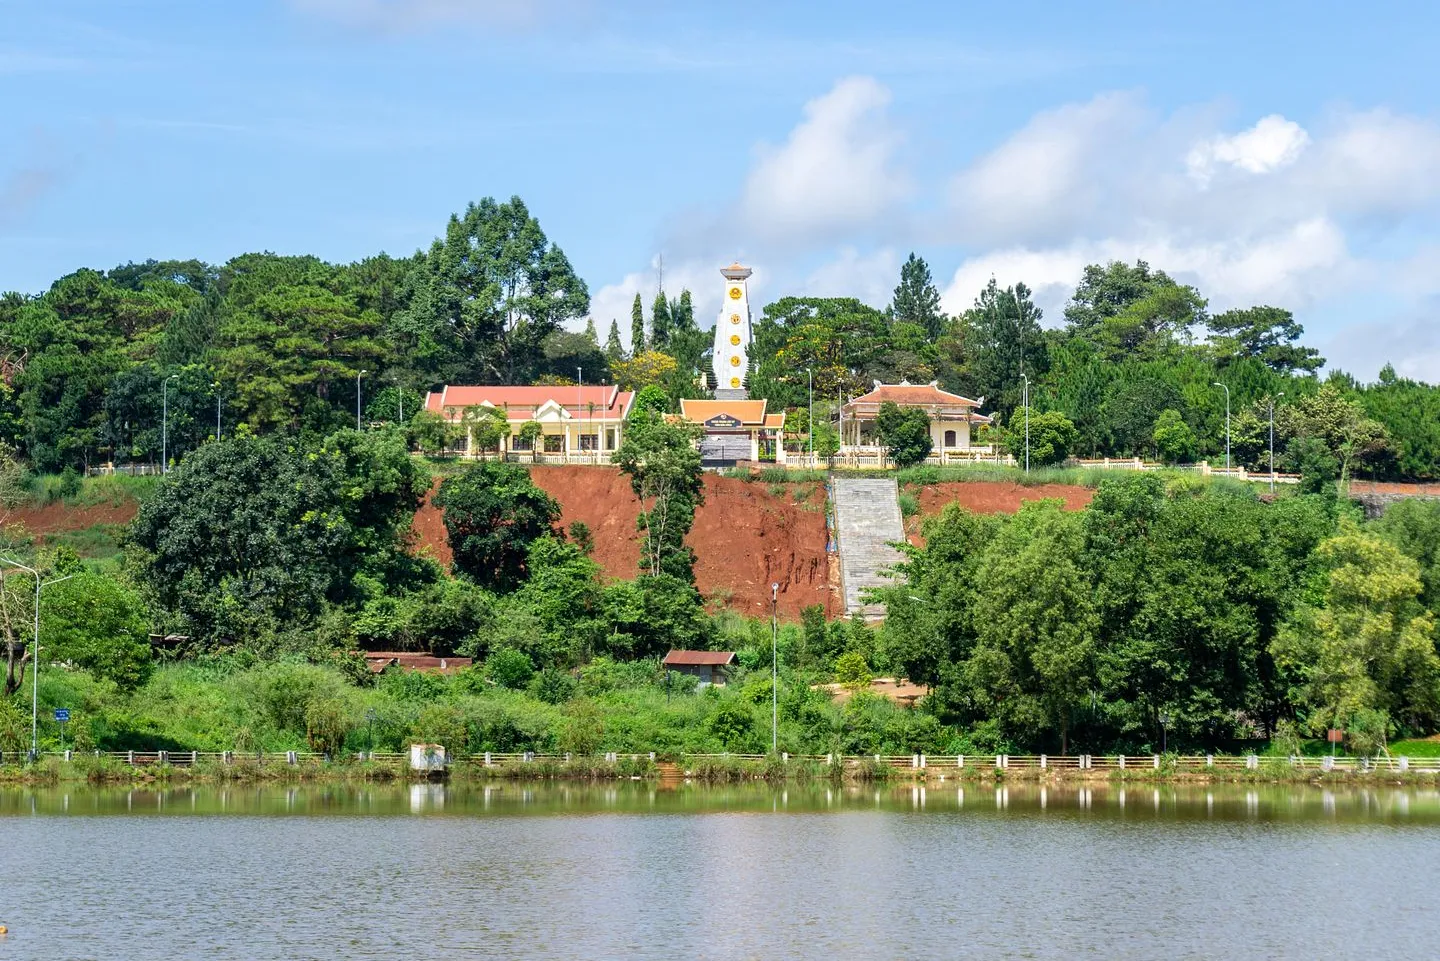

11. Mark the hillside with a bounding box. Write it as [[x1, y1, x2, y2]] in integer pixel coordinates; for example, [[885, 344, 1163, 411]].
[[413, 467, 837, 619]]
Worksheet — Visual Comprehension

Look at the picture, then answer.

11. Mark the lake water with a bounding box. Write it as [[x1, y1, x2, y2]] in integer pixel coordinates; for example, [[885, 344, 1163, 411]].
[[2, 781, 1438, 960]]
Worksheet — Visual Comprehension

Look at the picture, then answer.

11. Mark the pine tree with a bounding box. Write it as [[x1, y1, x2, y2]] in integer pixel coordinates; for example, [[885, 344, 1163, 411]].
[[671, 289, 695, 332], [630, 293, 646, 356], [605, 320, 624, 363], [651, 291, 672, 349], [892, 252, 945, 340], [584, 317, 600, 347]]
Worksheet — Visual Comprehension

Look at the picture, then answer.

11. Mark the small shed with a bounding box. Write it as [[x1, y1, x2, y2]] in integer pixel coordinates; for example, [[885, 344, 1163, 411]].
[[662, 650, 736, 686]]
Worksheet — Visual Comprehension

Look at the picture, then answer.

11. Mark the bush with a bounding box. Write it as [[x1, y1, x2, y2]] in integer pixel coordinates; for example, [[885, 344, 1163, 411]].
[[834, 651, 872, 688], [485, 647, 536, 690]]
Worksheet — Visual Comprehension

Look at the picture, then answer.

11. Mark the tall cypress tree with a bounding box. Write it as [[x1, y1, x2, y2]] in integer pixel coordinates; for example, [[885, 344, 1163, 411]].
[[605, 320, 625, 363], [630, 293, 646, 356], [583, 317, 600, 347], [651, 291, 672, 349]]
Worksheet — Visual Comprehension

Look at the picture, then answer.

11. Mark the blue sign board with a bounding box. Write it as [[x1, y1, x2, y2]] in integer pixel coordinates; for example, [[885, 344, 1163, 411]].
[[53, 708, 70, 722]]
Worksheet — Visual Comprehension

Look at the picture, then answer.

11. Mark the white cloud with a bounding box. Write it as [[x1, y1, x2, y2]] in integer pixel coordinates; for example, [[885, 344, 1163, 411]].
[[1322, 307, 1440, 383], [740, 76, 909, 244], [583, 256, 729, 350], [800, 247, 899, 306], [1187, 114, 1310, 184]]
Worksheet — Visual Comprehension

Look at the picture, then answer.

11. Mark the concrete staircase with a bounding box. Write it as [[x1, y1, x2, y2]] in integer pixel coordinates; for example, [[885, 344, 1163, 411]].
[[699, 434, 752, 467], [831, 477, 906, 618]]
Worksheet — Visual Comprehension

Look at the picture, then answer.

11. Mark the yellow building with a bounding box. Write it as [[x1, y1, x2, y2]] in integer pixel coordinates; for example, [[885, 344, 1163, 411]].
[[841, 381, 991, 450]]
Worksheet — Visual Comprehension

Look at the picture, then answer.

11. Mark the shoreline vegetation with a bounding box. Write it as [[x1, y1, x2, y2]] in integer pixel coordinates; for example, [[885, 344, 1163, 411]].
[[4, 751, 1436, 787]]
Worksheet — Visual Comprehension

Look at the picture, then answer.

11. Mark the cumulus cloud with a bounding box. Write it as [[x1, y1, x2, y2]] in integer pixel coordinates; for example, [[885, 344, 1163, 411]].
[[583, 256, 732, 350], [1187, 114, 1310, 184], [740, 76, 909, 244], [800, 247, 900, 306]]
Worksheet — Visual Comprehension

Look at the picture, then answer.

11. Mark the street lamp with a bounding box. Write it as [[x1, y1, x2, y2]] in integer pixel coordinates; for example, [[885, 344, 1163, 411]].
[[1269, 392, 1285, 492], [1019, 373, 1030, 473], [0, 555, 74, 761], [1159, 712, 1171, 754], [365, 707, 378, 760], [1212, 382, 1231, 471], [771, 582, 779, 755], [807, 368, 813, 466], [356, 370, 367, 430], [161, 373, 179, 474], [213, 382, 223, 442]]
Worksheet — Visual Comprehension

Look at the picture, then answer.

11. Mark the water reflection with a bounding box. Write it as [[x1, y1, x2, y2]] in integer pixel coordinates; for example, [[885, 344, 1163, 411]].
[[3, 780, 1440, 823]]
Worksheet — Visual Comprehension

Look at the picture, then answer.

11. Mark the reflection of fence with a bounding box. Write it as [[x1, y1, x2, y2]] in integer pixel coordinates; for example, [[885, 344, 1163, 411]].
[[26, 750, 1438, 774]]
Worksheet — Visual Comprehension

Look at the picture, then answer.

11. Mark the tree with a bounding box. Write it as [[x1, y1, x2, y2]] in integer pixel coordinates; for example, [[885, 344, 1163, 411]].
[[1003, 408, 1077, 467], [891, 253, 945, 340], [875, 401, 932, 467], [630, 293, 646, 356], [129, 429, 430, 646], [967, 501, 1097, 753], [952, 279, 1047, 420], [611, 350, 678, 392], [1207, 306, 1323, 374], [395, 197, 589, 384], [1273, 523, 1440, 737], [462, 404, 511, 456], [1280, 382, 1390, 490], [605, 320, 625, 363], [613, 410, 704, 582], [1373, 499, 1440, 614], [43, 572, 153, 689], [651, 291, 672, 349], [749, 297, 895, 409], [434, 461, 562, 592], [1152, 408, 1198, 464], [408, 410, 460, 455], [516, 420, 544, 462]]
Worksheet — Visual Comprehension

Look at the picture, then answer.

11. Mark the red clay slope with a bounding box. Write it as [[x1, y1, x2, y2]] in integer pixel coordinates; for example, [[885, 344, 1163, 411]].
[[411, 467, 836, 619]]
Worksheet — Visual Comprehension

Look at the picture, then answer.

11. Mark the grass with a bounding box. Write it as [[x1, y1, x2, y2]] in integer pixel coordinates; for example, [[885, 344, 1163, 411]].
[[42, 523, 129, 561], [898, 492, 920, 517]]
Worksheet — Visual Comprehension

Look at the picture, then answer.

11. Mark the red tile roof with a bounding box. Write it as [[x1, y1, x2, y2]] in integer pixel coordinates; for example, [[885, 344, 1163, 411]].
[[662, 650, 737, 666], [363, 652, 473, 674], [850, 381, 982, 407], [424, 385, 633, 421]]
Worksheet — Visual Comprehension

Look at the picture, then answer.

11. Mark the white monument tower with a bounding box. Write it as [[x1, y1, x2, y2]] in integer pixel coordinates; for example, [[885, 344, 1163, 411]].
[[712, 263, 753, 400]]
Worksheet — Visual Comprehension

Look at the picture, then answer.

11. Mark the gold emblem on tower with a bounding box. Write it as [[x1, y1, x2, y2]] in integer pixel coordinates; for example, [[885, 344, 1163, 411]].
[[728, 286, 742, 300]]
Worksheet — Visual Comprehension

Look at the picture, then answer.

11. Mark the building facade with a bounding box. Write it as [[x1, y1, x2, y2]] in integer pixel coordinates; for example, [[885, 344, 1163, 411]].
[[840, 381, 992, 450], [423, 385, 635, 461], [678, 398, 787, 465]]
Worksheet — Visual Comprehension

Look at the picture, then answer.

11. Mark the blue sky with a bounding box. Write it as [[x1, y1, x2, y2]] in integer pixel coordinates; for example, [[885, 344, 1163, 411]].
[[4, 0, 1440, 378]]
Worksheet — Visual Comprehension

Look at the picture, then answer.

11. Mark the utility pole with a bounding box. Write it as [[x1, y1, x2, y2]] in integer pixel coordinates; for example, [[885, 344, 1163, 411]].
[[161, 374, 178, 474], [0, 556, 74, 761], [1020, 373, 1030, 473], [356, 370, 367, 430], [771, 582, 779, 755], [1212, 382, 1231, 471], [807, 368, 813, 466], [213, 382, 222, 442]]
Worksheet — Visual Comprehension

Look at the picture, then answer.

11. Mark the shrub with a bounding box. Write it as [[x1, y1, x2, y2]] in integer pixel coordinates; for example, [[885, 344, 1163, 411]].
[[834, 651, 873, 688], [485, 647, 536, 690]]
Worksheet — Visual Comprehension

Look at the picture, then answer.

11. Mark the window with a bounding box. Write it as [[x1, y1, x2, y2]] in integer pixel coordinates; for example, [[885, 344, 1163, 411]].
[[606, 429, 617, 450], [944, 430, 957, 448], [579, 433, 599, 451], [544, 434, 565, 453], [511, 434, 533, 452]]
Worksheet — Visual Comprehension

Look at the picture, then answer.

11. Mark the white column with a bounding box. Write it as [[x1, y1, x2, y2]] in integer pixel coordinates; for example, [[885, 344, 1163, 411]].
[[750, 431, 760, 461]]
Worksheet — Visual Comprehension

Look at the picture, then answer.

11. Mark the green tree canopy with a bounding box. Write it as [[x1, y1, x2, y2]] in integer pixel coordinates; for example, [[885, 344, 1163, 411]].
[[434, 461, 562, 592]]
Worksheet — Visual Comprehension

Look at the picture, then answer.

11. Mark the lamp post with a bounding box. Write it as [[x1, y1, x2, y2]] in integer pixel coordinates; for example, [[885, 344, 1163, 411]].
[[365, 707, 378, 760], [213, 382, 222, 442], [771, 582, 779, 755], [1019, 373, 1030, 473], [161, 373, 178, 474], [1159, 712, 1170, 754], [0, 556, 74, 761], [356, 370, 367, 430], [1212, 382, 1231, 471], [1269, 392, 1285, 492], [807, 368, 813, 467]]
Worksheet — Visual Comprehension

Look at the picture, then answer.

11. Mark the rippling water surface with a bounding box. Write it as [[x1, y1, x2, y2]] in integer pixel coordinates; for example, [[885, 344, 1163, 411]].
[[2, 781, 1438, 960]]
